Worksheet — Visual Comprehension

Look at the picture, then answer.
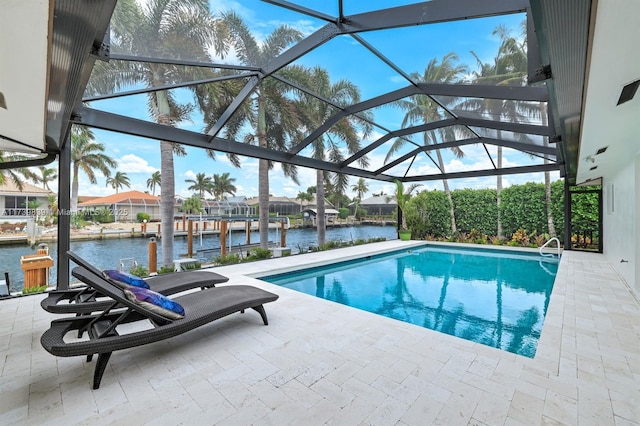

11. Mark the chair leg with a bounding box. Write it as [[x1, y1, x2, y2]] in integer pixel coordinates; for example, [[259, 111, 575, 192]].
[[251, 305, 269, 325], [92, 352, 112, 390]]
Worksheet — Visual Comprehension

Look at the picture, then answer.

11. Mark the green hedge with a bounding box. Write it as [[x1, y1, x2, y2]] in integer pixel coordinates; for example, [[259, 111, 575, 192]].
[[452, 188, 497, 235], [407, 190, 452, 238], [403, 179, 569, 242]]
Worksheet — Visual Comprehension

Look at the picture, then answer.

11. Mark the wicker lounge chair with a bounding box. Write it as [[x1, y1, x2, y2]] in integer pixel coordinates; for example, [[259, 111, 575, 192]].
[[41, 266, 278, 389], [41, 251, 229, 314]]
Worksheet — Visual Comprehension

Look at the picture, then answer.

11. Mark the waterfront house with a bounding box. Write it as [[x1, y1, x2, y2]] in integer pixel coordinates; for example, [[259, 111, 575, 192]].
[[245, 194, 333, 216], [201, 196, 255, 216], [78, 190, 161, 222], [0, 180, 53, 219], [350, 195, 396, 216]]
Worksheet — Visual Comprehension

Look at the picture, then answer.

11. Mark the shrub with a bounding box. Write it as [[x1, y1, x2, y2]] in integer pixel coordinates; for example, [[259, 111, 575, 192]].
[[158, 265, 175, 275], [338, 208, 349, 219], [407, 190, 451, 238], [367, 237, 386, 243], [214, 254, 242, 265], [500, 183, 546, 237], [319, 240, 344, 251], [129, 265, 149, 277], [355, 206, 367, 220], [84, 208, 114, 223], [70, 213, 84, 229], [510, 228, 530, 247], [452, 188, 497, 236], [246, 248, 272, 261], [136, 212, 151, 223], [22, 285, 48, 294], [455, 232, 469, 243], [533, 234, 548, 247], [182, 261, 202, 270], [489, 235, 505, 245], [468, 228, 488, 245]]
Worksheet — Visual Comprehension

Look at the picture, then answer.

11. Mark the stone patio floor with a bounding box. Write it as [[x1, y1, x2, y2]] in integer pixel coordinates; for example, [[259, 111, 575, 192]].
[[1, 240, 639, 425]]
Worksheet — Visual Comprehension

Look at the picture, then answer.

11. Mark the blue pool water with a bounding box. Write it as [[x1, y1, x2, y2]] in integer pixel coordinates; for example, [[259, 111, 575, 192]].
[[262, 245, 559, 357]]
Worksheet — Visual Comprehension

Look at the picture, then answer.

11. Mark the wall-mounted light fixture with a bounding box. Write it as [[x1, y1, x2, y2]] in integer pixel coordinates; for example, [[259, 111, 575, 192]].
[[617, 78, 640, 106]]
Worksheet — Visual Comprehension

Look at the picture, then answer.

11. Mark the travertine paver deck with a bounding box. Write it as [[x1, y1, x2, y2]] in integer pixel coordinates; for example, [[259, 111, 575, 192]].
[[1, 241, 639, 425]]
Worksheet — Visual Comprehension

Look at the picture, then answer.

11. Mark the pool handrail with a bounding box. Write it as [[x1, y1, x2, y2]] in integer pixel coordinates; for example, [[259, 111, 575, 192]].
[[539, 237, 561, 258]]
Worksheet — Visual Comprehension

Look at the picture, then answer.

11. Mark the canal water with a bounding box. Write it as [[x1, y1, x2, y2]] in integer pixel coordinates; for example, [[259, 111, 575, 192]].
[[1, 225, 398, 292]]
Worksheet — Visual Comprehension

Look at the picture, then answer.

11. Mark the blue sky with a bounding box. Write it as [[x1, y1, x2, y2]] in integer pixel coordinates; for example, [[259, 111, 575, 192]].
[[63, 0, 559, 200]]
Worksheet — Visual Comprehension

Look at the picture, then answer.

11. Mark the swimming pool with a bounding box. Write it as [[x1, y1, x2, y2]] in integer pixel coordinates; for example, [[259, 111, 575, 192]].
[[262, 245, 558, 357]]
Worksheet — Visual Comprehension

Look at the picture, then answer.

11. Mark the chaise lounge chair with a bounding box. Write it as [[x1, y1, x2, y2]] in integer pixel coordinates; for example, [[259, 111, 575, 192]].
[[41, 251, 229, 314], [41, 266, 279, 389]]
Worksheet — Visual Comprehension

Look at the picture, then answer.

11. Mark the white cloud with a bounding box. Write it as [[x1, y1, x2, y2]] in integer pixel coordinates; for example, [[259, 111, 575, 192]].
[[78, 183, 113, 198], [389, 75, 407, 84], [183, 170, 197, 180], [118, 154, 157, 174]]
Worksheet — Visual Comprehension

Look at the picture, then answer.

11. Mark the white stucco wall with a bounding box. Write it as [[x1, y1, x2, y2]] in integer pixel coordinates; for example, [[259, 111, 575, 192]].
[[602, 159, 636, 293]]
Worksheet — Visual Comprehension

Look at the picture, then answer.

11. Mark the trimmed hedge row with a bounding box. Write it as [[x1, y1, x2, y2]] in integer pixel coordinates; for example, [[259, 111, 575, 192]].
[[405, 180, 567, 241]]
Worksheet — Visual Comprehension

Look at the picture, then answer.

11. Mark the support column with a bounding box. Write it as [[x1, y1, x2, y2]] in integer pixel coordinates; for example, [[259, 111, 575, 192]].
[[56, 133, 71, 289], [187, 219, 193, 258], [220, 221, 227, 257]]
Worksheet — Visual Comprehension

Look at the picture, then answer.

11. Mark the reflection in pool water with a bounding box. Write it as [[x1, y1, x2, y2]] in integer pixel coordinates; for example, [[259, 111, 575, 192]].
[[263, 246, 558, 358]]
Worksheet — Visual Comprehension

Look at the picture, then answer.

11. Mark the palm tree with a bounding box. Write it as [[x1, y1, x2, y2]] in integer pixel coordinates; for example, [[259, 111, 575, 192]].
[[221, 11, 304, 249], [351, 178, 369, 202], [146, 171, 161, 196], [0, 152, 38, 191], [392, 180, 422, 232], [465, 22, 536, 238], [180, 195, 204, 214], [296, 190, 313, 212], [295, 66, 372, 246], [31, 165, 57, 191], [70, 126, 117, 211], [211, 172, 237, 201], [89, 0, 228, 267], [106, 171, 131, 194], [185, 172, 213, 198], [387, 53, 469, 234]]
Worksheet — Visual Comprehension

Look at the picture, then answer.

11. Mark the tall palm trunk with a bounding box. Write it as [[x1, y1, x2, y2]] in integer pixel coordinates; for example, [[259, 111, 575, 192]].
[[544, 164, 555, 237], [257, 99, 269, 249], [159, 141, 175, 267], [436, 150, 457, 233], [541, 103, 556, 237], [497, 145, 503, 239], [316, 170, 326, 247], [71, 164, 80, 212], [157, 91, 175, 267]]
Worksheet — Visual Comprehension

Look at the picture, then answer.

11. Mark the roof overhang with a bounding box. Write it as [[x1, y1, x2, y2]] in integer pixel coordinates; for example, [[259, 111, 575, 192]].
[[576, 0, 640, 184], [0, 0, 116, 162], [0, 0, 52, 153]]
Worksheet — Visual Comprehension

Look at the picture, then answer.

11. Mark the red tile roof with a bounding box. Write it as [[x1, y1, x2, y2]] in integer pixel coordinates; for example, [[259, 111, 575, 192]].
[[78, 190, 160, 206]]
